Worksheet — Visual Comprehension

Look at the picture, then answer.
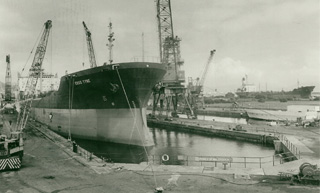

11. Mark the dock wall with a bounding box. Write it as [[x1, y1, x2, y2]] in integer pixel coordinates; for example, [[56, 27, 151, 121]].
[[147, 119, 276, 146], [196, 109, 248, 118]]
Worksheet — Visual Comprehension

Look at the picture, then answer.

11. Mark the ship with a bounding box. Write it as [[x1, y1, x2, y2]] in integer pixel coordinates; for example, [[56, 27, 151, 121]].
[[291, 86, 315, 98], [246, 105, 320, 121], [235, 75, 315, 99], [30, 62, 166, 146], [245, 109, 302, 121], [236, 86, 315, 99]]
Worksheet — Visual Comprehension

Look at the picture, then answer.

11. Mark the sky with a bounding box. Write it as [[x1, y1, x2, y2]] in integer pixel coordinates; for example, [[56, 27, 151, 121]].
[[0, 0, 319, 93]]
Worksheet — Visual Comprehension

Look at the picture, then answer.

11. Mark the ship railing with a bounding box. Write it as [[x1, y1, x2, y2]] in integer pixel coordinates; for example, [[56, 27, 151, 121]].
[[131, 56, 160, 63], [146, 152, 296, 169]]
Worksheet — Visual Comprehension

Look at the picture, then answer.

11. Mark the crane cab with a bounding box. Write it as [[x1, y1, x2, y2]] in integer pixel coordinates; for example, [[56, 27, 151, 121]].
[[0, 131, 24, 171]]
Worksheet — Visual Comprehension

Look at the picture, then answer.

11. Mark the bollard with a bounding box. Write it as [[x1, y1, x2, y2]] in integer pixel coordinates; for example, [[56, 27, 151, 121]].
[[273, 155, 275, 166], [222, 162, 228, 170], [89, 153, 93, 161], [72, 141, 78, 153]]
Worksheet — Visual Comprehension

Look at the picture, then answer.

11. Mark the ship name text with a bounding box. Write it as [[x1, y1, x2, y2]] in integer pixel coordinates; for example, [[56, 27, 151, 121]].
[[75, 79, 91, 85]]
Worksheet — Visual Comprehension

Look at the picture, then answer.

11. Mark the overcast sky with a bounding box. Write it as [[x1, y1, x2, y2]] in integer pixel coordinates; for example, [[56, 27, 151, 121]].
[[0, 0, 319, 93]]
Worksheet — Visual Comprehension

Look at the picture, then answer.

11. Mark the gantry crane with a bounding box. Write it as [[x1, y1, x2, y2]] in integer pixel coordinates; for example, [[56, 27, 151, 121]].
[[16, 20, 52, 131], [152, 0, 185, 119], [82, 21, 97, 68]]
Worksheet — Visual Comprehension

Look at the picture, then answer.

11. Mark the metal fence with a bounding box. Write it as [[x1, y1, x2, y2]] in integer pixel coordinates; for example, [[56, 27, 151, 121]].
[[147, 152, 296, 169], [274, 133, 301, 158], [131, 56, 160, 63]]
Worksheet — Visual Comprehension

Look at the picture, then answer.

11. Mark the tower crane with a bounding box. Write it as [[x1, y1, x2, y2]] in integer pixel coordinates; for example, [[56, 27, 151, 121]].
[[16, 20, 52, 131], [5, 55, 12, 101], [82, 21, 97, 68]]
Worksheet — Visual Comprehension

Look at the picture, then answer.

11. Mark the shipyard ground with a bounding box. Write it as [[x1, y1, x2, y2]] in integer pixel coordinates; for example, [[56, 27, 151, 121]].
[[1, 114, 319, 192]]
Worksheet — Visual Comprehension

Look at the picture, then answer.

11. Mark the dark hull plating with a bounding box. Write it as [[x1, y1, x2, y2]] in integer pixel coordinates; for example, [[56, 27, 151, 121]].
[[31, 62, 166, 146]]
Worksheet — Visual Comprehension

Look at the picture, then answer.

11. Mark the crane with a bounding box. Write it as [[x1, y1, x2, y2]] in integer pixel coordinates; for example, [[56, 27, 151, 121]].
[[5, 55, 12, 101], [196, 49, 216, 94], [152, 0, 185, 118], [82, 21, 97, 68], [16, 20, 52, 131], [185, 50, 216, 117]]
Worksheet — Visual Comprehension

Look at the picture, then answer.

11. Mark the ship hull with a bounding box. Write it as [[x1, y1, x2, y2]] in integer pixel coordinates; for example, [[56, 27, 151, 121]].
[[236, 86, 315, 99], [246, 109, 302, 121], [31, 107, 153, 146], [30, 62, 166, 146]]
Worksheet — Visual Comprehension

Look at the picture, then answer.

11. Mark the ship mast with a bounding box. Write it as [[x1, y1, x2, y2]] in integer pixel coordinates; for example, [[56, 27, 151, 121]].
[[142, 32, 145, 62], [107, 22, 115, 64]]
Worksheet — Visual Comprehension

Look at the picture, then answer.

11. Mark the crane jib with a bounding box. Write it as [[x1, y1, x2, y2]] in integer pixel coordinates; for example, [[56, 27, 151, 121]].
[[17, 20, 52, 131]]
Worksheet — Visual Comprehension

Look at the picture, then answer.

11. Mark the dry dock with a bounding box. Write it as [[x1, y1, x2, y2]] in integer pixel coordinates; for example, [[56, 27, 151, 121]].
[[147, 116, 320, 161], [1, 114, 319, 192]]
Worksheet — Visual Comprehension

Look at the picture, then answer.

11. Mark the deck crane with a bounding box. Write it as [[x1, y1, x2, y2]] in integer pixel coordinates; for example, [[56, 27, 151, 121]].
[[152, 0, 185, 119], [16, 20, 52, 131], [82, 21, 97, 68]]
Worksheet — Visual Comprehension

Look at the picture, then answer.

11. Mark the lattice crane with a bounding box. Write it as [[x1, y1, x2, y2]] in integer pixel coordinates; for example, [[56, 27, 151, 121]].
[[153, 0, 185, 118], [82, 21, 97, 68], [185, 50, 216, 118], [16, 20, 52, 131], [196, 49, 216, 94], [5, 55, 12, 101]]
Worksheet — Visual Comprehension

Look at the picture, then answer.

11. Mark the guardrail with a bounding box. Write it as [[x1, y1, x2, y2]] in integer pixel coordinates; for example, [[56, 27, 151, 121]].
[[275, 133, 300, 159], [147, 152, 295, 169], [131, 56, 160, 63]]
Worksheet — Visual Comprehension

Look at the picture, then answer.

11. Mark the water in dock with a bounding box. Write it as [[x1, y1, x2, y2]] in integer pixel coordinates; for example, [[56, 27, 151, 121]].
[[75, 126, 276, 164]]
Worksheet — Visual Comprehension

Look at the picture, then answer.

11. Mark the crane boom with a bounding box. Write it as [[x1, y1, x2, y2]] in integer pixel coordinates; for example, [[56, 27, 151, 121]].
[[82, 21, 97, 68], [16, 20, 52, 131], [25, 20, 53, 96], [198, 50, 216, 88]]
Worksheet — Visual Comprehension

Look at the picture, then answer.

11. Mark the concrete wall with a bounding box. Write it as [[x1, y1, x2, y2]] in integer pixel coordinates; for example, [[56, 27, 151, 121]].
[[147, 120, 276, 146]]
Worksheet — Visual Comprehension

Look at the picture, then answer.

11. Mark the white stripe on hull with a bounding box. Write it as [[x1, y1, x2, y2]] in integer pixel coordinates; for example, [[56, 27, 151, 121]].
[[31, 107, 154, 146]]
